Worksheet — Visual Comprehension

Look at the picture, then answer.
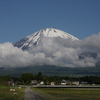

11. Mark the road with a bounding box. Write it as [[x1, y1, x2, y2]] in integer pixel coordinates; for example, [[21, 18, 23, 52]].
[[25, 86, 50, 100]]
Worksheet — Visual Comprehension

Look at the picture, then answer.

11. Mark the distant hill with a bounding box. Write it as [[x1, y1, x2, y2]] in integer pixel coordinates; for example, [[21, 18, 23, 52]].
[[0, 65, 100, 77]]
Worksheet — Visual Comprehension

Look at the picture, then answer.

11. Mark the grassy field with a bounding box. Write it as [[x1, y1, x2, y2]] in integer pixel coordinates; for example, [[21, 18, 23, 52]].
[[32, 87, 100, 100], [0, 85, 25, 100]]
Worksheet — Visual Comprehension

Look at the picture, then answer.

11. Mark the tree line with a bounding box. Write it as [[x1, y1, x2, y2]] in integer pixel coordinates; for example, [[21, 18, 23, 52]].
[[1, 72, 100, 85]]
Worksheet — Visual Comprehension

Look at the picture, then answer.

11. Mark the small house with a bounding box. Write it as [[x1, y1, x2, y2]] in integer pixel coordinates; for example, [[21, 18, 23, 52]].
[[71, 81, 79, 85], [61, 80, 71, 85], [51, 81, 55, 85], [40, 81, 44, 85], [30, 80, 38, 85]]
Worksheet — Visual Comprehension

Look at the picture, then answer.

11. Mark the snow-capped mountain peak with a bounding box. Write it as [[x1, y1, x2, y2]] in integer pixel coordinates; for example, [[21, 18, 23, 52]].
[[14, 28, 79, 50], [27, 28, 79, 39]]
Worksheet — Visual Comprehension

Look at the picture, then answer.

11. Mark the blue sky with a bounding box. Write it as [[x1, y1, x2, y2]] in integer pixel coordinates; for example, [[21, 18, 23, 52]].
[[0, 0, 100, 43]]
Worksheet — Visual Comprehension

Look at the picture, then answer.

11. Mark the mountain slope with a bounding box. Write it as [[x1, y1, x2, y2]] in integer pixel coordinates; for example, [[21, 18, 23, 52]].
[[13, 28, 98, 68], [14, 28, 79, 50]]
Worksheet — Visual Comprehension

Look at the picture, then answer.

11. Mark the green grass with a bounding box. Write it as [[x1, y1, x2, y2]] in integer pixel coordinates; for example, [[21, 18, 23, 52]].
[[31, 88, 100, 100], [0, 85, 25, 100]]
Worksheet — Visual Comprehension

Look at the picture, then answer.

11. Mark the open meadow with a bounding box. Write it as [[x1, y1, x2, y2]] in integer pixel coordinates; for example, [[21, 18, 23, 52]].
[[0, 85, 25, 100], [32, 87, 100, 100]]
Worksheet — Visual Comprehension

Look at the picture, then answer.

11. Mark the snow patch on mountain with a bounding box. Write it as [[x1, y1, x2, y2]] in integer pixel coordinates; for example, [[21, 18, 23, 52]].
[[14, 28, 79, 50]]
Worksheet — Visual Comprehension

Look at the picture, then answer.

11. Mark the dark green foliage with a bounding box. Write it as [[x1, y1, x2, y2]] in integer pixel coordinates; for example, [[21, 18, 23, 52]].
[[80, 76, 100, 84], [0, 75, 12, 82], [1, 72, 100, 85], [36, 72, 42, 81], [18, 73, 34, 84]]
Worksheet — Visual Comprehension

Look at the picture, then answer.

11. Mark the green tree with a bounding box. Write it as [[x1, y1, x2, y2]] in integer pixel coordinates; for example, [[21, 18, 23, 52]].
[[20, 73, 34, 84], [36, 72, 42, 81], [0, 75, 12, 86], [43, 76, 48, 85], [1, 75, 12, 81]]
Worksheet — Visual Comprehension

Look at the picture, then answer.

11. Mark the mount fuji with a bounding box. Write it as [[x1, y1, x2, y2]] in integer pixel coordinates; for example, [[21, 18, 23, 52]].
[[13, 28, 98, 68], [14, 28, 79, 50], [1, 28, 100, 76]]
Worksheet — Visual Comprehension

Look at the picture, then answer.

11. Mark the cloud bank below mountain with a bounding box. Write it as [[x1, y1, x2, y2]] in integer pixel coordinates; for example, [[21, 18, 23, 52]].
[[0, 32, 100, 68]]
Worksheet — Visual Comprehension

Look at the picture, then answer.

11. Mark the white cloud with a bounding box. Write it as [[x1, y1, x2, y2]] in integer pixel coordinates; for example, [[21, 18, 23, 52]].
[[0, 33, 100, 68]]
